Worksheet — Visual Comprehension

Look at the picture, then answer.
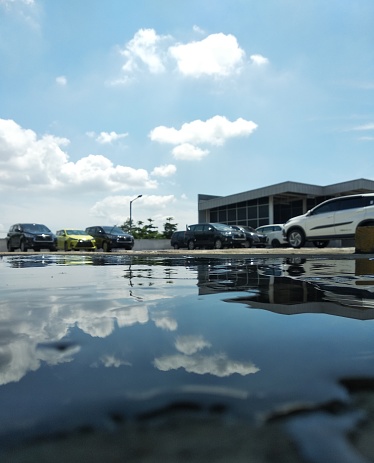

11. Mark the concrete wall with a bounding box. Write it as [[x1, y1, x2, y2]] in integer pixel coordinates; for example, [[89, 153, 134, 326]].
[[133, 239, 171, 250], [0, 239, 172, 252]]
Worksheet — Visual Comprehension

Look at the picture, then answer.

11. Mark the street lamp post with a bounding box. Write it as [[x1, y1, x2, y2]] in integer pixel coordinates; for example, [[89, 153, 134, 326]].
[[129, 194, 142, 232]]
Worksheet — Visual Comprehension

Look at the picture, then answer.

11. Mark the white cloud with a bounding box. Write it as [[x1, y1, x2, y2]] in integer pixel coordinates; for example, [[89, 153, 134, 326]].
[[0, 118, 156, 192], [175, 335, 211, 355], [172, 143, 209, 161], [151, 164, 177, 177], [150, 115, 257, 146], [0, 0, 38, 29], [154, 332, 259, 377], [169, 33, 245, 77], [0, 0, 34, 8], [56, 75, 67, 86], [106, 76, 132, 87], [0, 274, 173, 385], [352, 123, 374, 131], [116, 29, 266, 81], [95, 131, 128, 144], [96, 355, 131, 368], [250, 54, 269, 66], [192, 25, 205, 35], [113, 306, 149, 328], [152, 315, 178, 331], [120, 28, 170, 74], [154, 352, 259, 377], [150, 115, 257, 161]]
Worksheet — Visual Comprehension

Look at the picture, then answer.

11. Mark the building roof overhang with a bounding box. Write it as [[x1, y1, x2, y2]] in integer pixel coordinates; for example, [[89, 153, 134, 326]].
[[198, 179, 374, 211]]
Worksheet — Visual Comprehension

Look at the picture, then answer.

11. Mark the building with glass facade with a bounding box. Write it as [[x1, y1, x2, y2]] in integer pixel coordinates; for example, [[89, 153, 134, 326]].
[[198, 179, 374, 228]]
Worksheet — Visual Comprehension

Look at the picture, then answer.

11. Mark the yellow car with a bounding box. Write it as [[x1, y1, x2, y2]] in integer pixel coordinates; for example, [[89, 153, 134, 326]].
[[56, 229, 96, 251]]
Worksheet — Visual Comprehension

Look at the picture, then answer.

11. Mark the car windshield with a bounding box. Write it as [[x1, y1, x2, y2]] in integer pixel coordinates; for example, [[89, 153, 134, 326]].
[[238, 225, 257, 233], [23, 224, 51, 233], [102, 226, 126, 235], [241, 226, 256, 233], [66, 230, 87, 235], [213, 223, 233, 231]]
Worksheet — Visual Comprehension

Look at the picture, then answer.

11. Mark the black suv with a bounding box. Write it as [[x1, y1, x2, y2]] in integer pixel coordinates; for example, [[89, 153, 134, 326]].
[[85, 226, 134, 251], [185, 223, 246, 250], [230, 225, 267, 248], [6, 223, 57, 252], [170, 231, 188, 249]]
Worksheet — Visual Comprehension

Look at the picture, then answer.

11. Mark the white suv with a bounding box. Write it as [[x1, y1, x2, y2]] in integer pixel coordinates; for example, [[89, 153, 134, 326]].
[[283, 193, 374, 248]]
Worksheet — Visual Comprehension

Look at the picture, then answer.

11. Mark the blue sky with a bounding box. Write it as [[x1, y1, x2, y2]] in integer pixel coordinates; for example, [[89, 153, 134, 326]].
[[0, 0, 373, 236]]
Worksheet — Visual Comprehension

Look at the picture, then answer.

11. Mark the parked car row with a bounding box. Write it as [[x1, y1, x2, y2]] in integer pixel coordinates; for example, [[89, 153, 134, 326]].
[[10, 192, 370, 253], [171, 192, 374, 251], [170, 223, 288, 250], [6, 223, 134, 252]]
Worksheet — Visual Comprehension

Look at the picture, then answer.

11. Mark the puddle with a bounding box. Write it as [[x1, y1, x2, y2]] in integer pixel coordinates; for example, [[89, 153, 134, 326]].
[[1, 254, 374, 462]]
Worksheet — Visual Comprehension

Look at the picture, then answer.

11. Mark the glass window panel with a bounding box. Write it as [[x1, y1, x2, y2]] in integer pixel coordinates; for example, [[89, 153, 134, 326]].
[[259, 204, 269, 218], [210, 211, 218, 222], [218, 210, 227, 222], [247, 207, 257, 219], [237, 208, 246, 220], [228, 209, 236, 221]]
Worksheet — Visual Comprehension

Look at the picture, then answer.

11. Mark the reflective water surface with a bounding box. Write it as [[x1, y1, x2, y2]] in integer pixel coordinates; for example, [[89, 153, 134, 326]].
[[1, 254, 374, 461]]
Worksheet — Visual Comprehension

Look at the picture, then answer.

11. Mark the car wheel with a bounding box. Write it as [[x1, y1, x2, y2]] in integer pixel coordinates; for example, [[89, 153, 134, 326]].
[[313, 240, 329, 248], [103, 241, 111, 252], [214, 239, 223, 249], [20, 240, 28, 252], [287, 229, 305, 248], [173, 244, 179, 249], [7, 241, 14, 252], [64, 242, 69, 252], [271, 239, 281, 248], [245, 240, 252, 248], [187, 240, 195, 250]]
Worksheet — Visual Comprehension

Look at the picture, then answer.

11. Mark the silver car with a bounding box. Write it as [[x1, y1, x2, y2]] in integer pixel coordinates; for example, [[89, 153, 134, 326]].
[[256, 224, 288, 248]]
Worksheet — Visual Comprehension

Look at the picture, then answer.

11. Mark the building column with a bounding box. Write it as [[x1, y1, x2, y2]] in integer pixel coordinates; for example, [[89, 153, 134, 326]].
[[302, 197, 307, 214], [268, 196, 274, 224]]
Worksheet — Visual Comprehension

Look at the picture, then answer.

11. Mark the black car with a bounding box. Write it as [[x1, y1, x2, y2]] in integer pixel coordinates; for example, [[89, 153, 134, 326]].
[[170, 231, 188, 249], [185, 223, 246, 250], [230, 225, 267, 248], [85, 226, 134, 251], [6, 223, 57, 252]]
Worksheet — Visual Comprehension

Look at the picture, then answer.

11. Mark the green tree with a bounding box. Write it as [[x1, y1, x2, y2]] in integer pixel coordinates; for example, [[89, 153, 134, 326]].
[[162, 217, 178, 239], [121, 217, 177, 239], [120, 218, 131, 233], [142, 218, 160, 239]]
